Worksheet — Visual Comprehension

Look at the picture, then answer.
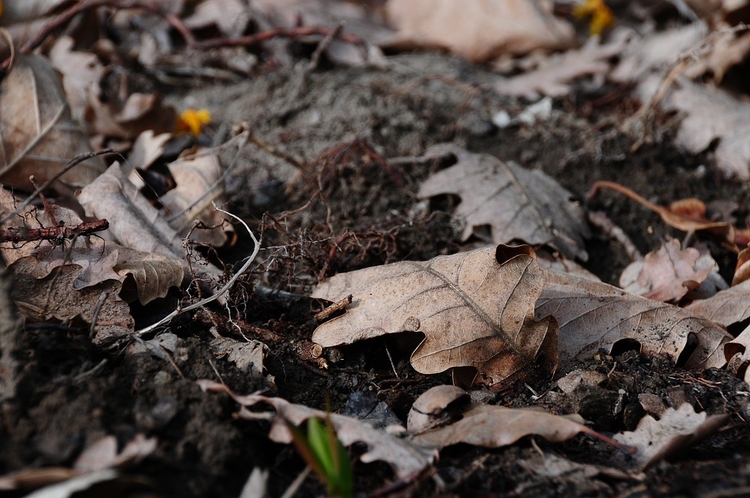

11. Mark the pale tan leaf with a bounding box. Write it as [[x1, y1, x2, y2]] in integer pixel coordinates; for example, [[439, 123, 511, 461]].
[[115, 247, 184, 305], [661, 78, 750, 180], [83, 88, 176, 140], [1, 0, 73, 24], [197, 380, 436, 479], [494, 33, 629, 99], [183, 0, 252, 38], [161, 150, 231, 247], [407, 385, 470, 433], [724, 324, 750, 381], [537, 269, 731, 371], [385, 0, 576, 62], [127, 130, 172, 172], [0, 55, 106, 190], [614, 403, 729, 469], [418, 145, 590, 261], [312, 245, 559, 388], [7, 263, 134, 346], [49, 36, 106, 122], [685, 279, 750, 326], [211, 337, 267, 380], [411, 403, 596, 448], [619, 238, 712, 302]]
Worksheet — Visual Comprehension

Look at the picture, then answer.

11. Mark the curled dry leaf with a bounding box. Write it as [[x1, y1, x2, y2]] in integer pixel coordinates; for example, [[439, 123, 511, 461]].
[[724, 324, 750, 382], [312, 244, 559, 388], [160, 150, 231, 247], [619, 238, 712, 302], [537, 268, 731, 371], [78, 162, 222, 288], [197, 380, 436, 479], [0, 55, 106, 190], [614, 403, 729, 470], [49, 36, 106, 122], [385, 0, 576, 62], [84, 87, 176, 140], [418, 145, 590, 261], [407, 385, 470, 433], [411, 403, 613, 450]]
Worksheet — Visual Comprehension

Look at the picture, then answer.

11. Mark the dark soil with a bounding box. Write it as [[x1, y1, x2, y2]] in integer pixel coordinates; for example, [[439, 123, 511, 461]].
[[3, 50, 750, 497]]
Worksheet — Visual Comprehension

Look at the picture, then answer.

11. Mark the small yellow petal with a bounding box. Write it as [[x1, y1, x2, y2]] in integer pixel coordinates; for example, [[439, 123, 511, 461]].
[[176, 108, 212, 136]]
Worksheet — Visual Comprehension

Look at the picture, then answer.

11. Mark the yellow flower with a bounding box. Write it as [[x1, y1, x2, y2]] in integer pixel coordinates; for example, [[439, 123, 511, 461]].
[[573, 0, 615, 35], [176, 108, 211, 136]]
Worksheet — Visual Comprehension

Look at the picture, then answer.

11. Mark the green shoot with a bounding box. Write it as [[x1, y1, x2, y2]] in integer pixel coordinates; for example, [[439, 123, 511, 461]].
[[286, 415, 353, 498]]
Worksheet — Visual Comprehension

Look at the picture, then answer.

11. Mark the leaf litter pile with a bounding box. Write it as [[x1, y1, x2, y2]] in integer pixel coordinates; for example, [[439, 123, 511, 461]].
[[4, 0, 750, 496]]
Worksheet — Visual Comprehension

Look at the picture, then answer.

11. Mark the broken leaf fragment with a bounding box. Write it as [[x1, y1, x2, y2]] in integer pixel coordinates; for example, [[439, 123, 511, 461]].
[[418, 145, 590, 261], [313, 244, 559, 388]]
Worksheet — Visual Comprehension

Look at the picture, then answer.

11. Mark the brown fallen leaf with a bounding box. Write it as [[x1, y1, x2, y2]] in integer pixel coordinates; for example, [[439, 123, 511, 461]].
[[724, 324, 750, 382], [494, 32, 630, 99], [197, 380, 436, 479], [418, 145, 590, 261], [619, 237, 712, 302], [385, 0, 576, 62], [685, 279, 750, 327], [407, 385, 470, 433], [0, 55, 106, 190], [49, 36, 106, 123], [313, 244, 558, 388], [587, 180, 736, 247], [411, 402, 622, 450], [732, 244, 750, 286], [84, 85, 176, 140], [614, 403, 729, 470], [537, 268, 731, 371]]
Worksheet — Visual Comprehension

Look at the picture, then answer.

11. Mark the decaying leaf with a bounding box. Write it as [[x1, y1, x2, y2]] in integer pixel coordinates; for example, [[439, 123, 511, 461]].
[[537, 268, 731, 371], [494, 32, 629, 99], [385, 0, 576, 62], [407, 385, 470, 433], [197, 380, 436, 479], [313, 244, 558, 388], [83, 86, 176, 140], [411, 402, 614, 449], [0, 55, 106, 190], [619, 238, 712, 302], [7, 262, 134, 346], [183, 0, 252, 38], [724, 324, 750, 381], [614, 403, 729, 469], [114, 247, 184, 305], [49, 36, 106, 123], [418, 145, 590, 261]]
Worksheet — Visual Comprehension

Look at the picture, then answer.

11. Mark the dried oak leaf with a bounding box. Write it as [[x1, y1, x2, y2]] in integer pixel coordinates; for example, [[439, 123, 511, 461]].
[[537, 269, 731, 371], [0, 55, 106, 190], [312, 244, 559, 388], [724, 324, 750, 382], [685, 280, 750, 327], [418, 145, 590, 261], [385, 0, 576, 62], [411, 403, 609, 449], [619, 238, 712, 302], [198, 380, 435, 479], [614, 403, 729, 470]]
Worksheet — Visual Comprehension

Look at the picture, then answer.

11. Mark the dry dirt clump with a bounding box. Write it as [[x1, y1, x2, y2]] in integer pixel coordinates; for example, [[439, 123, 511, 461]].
[[3, 1, 750, 497]]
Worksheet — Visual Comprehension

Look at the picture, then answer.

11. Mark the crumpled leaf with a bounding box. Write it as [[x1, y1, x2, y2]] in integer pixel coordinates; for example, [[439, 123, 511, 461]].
[[78, 162, 222, 288], [183, 0, 252, 38], [411, 403, 609, 449], [407, 385, 470, 433], [614, 403, 729, 470], [619, 238, 712, 302], [494, 32, 629, 99], [537, 268, 732, 371], [0, 55, 106, 190], [418, 145, 590, 261], [84, 86, 176, 140], [724, 324, 750, 382], [385, 0, 576, 62], [197, 380, 436, 479], [114, 247, 184, 305], [313, 244, 559, 388]]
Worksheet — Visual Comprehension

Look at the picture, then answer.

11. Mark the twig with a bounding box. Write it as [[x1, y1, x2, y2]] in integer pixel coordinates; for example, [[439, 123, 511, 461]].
[[587, 211, 643, 262], [314, 294, 351, 322], [89, 290, 111, 338], [135, 205, 260, 337]]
